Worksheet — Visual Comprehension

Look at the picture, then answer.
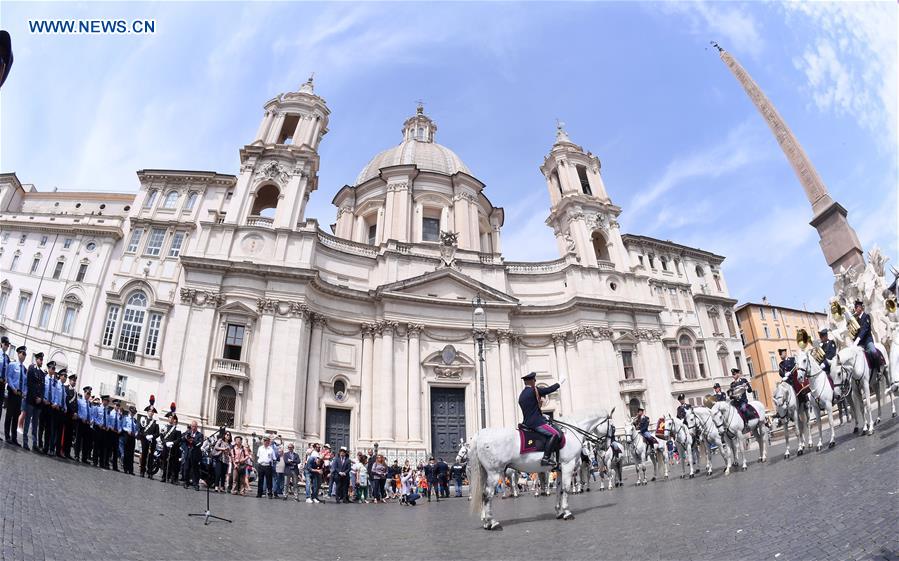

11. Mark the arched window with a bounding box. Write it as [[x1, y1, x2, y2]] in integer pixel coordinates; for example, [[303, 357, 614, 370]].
[[627, 396, 642, 418], [185, 191, 199, 211], [251, 184, 280, 218], [678, 334, 698, 380], [116, 291, 147, 360], [216, 385, 237, 427], [144, 190, 158, 209], [592, 231, 611, 262], [162, 191, 179, 209]]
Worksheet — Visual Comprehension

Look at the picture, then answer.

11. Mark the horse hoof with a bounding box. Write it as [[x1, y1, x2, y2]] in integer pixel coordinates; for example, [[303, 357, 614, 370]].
[[876, 418, 882, 425], [563, 512, 575, 521], [555, 512, 565, 519], [828, 441, 836, 449], [892, 412, 896, 418], [816, 445, 822, 452], [689, 473, 694, 479], [650, 477, 656, 482], [853, 427, 859, 434], [797, 449, 803, 456], [487, 521, 501, 531]]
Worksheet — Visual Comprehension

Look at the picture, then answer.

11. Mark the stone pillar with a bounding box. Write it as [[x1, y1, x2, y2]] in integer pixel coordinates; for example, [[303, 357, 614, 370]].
[[353, 215, 365, 243], [573, 328, 600, 410], [303, 315, 325, 439], [293, 310, 311, 433], [360, 324, 375, 441], [497, 330, 515, 426], [453, 195, 470, 248], [255, 110, 273, 143], [266, 113, 286, 144], [407, 324, 423, 442], [377, 322, 396, 441], [552, 333, 574, 415], [469, 197, 480, 252], [335, 207, 354, 239], [375, 207, 385, 245]]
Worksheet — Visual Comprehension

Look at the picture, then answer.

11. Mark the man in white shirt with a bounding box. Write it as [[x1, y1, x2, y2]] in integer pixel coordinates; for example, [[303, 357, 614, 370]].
[[256, 436, 274, 499]]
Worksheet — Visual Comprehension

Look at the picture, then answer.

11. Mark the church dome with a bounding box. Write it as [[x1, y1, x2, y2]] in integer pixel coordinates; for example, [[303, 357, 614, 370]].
[[355, 105, 472, 185]]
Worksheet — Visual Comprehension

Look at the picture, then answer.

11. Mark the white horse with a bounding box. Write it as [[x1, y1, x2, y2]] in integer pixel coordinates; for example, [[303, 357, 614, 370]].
[[771, 380, 811, 458], [467, 410, 611, 530], [663, 414, 695, 478], [502, 468, 523, 498], [573, 440, 595, 494], [710, 399, 769, 471], [795, 350, 837, 450], [835, 345, 876, 435], [623, 424, 668, 485], [684, 406, 732, 476], [598, 444, 623, 490], [868, 343, 896, 423]]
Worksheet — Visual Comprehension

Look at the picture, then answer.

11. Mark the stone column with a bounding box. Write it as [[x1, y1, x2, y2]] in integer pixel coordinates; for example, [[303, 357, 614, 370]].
[[378, 322, 396, 441], [469, 197, 480, 252], [573, 327, 600, 410], [453, 195, 470, 248], [254, 110, 273, 143], [266, 113, 286, 144], [303, 314, 325, 439], [360, 324, 375, 441], [552, 333, 574, 415], [497, 330, 515, 427], [293, 310, 311, 433], [407, 324, 423, 442]]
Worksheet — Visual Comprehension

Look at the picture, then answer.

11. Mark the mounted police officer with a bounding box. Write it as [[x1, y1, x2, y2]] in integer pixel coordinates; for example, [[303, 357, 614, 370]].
[[728, 368, 756, 421], [712, 383, 727, 402], [853, 300, 881, 369], [676, 393, 692, 420], [633, 406, 658, 446], [518, 371, 561, 466], [818, 329, 837, 376], [778, 349, 796, 382]]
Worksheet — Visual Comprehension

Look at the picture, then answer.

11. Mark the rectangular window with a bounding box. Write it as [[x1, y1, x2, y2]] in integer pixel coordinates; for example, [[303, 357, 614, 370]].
[[144, 312, 162, 356], [669, 348, 681, 380], [725, 313, 737, 338], [39, 235, 48, 247], [38, 300, 53, 328], [10, 254, 19, 271], [126, 228, 143, 253], [0, 290, 8, 315], [115, 375, 128, 397], [763, 325, 770, 338], [102, 305, 120, 346], [746, 357, 754, 377], [1, 232, 8, 243], [733, 351, 743, 373], [63, 238, 73, 249], [718, 355, 728, 378], [224, 323, 245, 361], [669, 287, 680, 310], [637, 255, 644, 266], [681, 346, 697, 379], [16, 294, 30, 322], [52, 261, 64, 280], [714, 275, 722, 291], [19, 234, 27, 244], [118, 305, 146, 354], [367, 224, 377, 246], [696, 348, 707, 378], [621, 351, 635, 380], [30, 257, 41, 274], [168, 232, 185, 257], [145, 228, 165, 256], [708, 309, 720, 334], [62, 306, 77, 334], [772, 308, 778, 320], [422, 217, 440, 242], [769, 352, 777, 371], [76, 263, 88, 282]]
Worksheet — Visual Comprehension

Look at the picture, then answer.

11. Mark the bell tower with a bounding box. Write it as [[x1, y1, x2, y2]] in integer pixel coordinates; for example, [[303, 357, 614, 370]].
[[542, 123, 628, 269], [226, 75, 330, 229]]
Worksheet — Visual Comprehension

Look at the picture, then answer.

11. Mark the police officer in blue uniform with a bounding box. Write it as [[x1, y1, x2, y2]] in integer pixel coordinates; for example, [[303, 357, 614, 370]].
[[728, 368, 756, 420], [853, 300, 880, 369], [518, 371, 562, 466], [62, 371, 78, 459], [109, 400, 123, 472], [23, 351, 46, 451], [0, 336, 10, 424], [47, 366, 67, 456], [38, 361, 57, 452], [818, 329, 837, 376], [633, 406, 657, 445], [92, 395, 109, 468], [712, 383, 727, 402], [3, 345, 27, 445], [121, 405, 139, 475], [778, 349, 796, 382], [76, 386, 94, 463], [676, 393, 691, 420]]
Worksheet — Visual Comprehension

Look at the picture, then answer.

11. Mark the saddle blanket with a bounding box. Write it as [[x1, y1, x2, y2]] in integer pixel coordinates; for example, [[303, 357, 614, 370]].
[[519, 428, 566, 454]]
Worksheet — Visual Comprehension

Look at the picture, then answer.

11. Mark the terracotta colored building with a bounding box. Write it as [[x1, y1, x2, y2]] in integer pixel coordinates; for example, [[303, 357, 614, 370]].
[[734, 298, 827, 409]]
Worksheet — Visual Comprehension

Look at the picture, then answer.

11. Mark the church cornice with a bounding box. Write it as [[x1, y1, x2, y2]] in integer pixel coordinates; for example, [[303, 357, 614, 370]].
[[621, 234, 725, 265], [0, 214, 125, 240], [511, 295, 664, 317], [136, 169, 236, 186], [692, 293, 738, 307]]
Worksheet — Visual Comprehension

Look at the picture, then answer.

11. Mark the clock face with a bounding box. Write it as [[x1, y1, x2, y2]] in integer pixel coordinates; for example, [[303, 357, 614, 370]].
[[441, 345, 456, 365]]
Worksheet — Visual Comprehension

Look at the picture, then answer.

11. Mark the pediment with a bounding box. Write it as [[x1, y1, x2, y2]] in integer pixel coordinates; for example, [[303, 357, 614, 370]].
[[376, 269, 518, 305], [218, 301, 258, 316]]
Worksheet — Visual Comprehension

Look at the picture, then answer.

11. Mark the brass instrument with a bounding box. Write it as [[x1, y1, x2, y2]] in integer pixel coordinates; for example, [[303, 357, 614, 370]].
[[830, 300, 860, 338], [796, 328, 812, 350], [844, 312, 860, 339], [830, 299, 843, 318], [886, 297, 896, 314]]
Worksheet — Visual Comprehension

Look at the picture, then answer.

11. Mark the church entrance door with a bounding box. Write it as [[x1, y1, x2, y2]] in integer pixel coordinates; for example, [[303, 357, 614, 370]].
[[430, 387, 466, 461], [324, 407, 351, 451]]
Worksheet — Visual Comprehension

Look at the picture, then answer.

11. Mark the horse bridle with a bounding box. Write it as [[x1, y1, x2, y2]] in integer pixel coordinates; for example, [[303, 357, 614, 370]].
[[554, 416, 608, 448], [773, 382, 794, 420]]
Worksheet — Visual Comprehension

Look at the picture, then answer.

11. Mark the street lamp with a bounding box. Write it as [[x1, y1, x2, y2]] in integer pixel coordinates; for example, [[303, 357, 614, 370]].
[[472, 293, 488, 429]]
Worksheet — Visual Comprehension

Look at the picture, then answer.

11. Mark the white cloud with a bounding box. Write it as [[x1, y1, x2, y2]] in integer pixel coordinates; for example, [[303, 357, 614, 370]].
[[659, 1, 765, 58], [628, 118, 768, 219], [785, 2, 898, 150]]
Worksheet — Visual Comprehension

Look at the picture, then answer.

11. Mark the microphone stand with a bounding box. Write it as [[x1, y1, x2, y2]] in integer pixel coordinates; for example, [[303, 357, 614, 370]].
[[188, 425, 232, 525]]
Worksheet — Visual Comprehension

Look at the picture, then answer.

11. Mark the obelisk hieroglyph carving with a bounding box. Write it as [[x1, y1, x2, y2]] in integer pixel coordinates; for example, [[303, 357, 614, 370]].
[[713, 43, 864, 273]]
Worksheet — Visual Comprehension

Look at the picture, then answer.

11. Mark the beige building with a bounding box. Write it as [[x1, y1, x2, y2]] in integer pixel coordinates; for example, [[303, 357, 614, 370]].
[[734, 298, 827, 409], [1, 79, 744, 462]]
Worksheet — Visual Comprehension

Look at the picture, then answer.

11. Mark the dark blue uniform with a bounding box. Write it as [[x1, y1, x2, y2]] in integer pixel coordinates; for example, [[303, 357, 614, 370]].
[[820, 339, 837, 374], [778, 357, 796, 380], [519, 383, 560, 441], [855, 312, 879, 367]]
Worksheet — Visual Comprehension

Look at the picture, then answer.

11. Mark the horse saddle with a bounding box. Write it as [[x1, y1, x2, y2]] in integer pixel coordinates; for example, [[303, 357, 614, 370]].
[[865, 349, 885, 372], [790, 377, 811, 402], [517, 424, 565, 455], [735, 402, 758, 424]]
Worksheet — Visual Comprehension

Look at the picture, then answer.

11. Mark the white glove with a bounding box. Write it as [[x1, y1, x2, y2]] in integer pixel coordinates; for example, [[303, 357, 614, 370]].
[[166, 442, 173, 448], [853, 338, 860, 346]]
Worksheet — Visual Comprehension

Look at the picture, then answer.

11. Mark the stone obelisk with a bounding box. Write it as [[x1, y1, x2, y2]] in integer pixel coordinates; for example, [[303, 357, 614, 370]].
[[713, 43, 864, 273]]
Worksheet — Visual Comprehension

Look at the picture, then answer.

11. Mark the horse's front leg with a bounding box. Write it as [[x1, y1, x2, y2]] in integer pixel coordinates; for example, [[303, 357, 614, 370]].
[[826, 403, 836, 448], [783, 418, 792, 459]]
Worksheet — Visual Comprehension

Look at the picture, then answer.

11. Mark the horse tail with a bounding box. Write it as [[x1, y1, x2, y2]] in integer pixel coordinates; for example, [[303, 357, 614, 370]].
[[468, 435, 484, 515]]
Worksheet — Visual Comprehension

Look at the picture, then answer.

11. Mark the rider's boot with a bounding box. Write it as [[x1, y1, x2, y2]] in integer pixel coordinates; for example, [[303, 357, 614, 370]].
[[541, 435, 559, 466]]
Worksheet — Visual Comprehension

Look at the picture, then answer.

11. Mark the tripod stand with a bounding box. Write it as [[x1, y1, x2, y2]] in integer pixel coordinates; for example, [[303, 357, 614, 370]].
[[187, 426, 232, 526]]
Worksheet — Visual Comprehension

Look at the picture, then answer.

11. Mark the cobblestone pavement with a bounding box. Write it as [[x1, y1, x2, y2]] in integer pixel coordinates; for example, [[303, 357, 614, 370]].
[[0, 416, 897, 561]]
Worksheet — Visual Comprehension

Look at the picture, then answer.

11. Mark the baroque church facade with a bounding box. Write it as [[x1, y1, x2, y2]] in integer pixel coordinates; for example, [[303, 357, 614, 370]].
[[0, 79, 745, 461]]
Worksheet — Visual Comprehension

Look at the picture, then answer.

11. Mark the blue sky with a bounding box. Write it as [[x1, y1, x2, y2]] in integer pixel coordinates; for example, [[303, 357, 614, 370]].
[[1, 2, 896, 311]]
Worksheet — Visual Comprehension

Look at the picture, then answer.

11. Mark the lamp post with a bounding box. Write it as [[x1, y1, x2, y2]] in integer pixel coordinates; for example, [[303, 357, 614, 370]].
[[472, 293, 488, 429]]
